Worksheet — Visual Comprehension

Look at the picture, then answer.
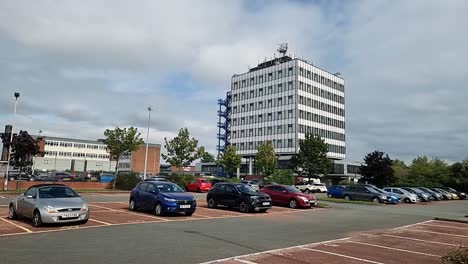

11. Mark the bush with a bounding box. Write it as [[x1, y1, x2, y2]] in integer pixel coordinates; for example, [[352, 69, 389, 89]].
[[167, 174, 196, 188], [115, 172, 140, 190], [267, 169, 294, 185], [339, 179, 355, 185], [227, 177, 241, 183], [442, 247, 468, 264]]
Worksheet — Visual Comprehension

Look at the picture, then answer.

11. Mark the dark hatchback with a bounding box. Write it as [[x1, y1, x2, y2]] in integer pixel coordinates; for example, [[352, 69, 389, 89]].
[[206, 183, 272, 213], [129, 181, 196, 216]]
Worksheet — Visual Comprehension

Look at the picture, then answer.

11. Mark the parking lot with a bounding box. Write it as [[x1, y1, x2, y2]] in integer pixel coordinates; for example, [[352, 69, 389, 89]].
[[203, 219, 468, 264], [0, 198, 326, 237]]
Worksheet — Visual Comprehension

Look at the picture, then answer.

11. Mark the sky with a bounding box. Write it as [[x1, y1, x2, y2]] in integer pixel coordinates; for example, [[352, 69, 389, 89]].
[[0, 0, 467, 164]]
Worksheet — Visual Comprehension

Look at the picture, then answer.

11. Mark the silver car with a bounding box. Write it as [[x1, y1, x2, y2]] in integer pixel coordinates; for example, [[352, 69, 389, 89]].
[[383, 187, 419, 203], [8, 184, 89, 227], [241, 180, 260, 191]]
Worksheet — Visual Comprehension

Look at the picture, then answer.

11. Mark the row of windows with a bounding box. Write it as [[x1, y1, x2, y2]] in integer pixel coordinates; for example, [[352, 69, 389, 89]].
[[299, 82, 344, 104], [298, 125, 346, 142], [299, 96, 345, 117], [42, 160, 105, 166], [232, 110, 294, 126], [233, 96, 294, 114], [233, 139, 295, 151], [298, 67, 344, 92], [232, 124, 294, 138], [299, 110, 345, 129], [233, 81, 294, 102], [45, 141, 107, 150], [234, 67, 295, 89], [43, 151, 110, 159]]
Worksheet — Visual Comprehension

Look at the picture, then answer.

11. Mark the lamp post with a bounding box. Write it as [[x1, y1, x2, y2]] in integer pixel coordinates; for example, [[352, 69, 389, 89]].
[[3, 92, 20, 191], [143, 106, 152, 180]]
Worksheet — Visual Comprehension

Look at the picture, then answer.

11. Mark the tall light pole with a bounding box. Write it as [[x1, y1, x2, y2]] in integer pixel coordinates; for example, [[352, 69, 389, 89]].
[[3, 92, 20, 191], [143, 105, 152, 180]]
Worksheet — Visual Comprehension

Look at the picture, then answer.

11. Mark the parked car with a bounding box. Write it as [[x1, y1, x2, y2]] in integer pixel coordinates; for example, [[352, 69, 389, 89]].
[[401, 187, 432, 202], [327, 185, 346, 198], [441, 187, 466, 200], [99, 174, 115, 183], [206, 183, 272, 213], [342, 185, 393, 203], [383, 187, 418, 203], [44, 172, 75, 182], [295, 181, 327, 193], [144, 177, 169, 182], [241, 180, 260, 191], [370, 186, 400, 204], [185, 178, 212, 192], [209, 179, 227, 186], [8, 184, 89, 227], [7, 172, 36, 182], [260, 184, 317, 208], [429, 188, 452, 200], [129, 181, 196, 216], [74, 171, 93, 182], [416, 187, 442, 201]]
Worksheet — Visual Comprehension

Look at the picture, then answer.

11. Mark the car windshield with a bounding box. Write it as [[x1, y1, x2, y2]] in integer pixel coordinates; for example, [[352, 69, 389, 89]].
[[370, 187, 385, 194], [284, 186, 302, 193], [38, 186, 79, 198], [235, 184, 256, 193], [156, 183, 185, 193], [447, 187, 456, 192]]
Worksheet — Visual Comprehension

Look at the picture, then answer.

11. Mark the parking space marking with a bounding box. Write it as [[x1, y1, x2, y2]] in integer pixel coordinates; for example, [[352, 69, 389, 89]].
[[420, 223, 468, 230], [88, 204, 170, 221], [381, 234, 462, 247], [348, 240, 441, 257], [299, 247, 384, 264], [407, 229, 468, 238], [0, 195, 6, 198], [88, 219, 112, 225], [0, 217, 33, 233], [391, 220, 433, 230], [193, 213, 212, 218], [234, 259, 258, 264]]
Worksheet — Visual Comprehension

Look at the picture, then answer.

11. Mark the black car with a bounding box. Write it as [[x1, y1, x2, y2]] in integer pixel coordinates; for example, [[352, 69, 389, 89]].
[[209, 179, 227, 186], [7, 172, 35, 182], [206, 183, 272, 213]]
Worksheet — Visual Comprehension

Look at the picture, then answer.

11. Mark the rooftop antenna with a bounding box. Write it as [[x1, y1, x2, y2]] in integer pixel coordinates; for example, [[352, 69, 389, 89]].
[[277, 43, 288, 57]]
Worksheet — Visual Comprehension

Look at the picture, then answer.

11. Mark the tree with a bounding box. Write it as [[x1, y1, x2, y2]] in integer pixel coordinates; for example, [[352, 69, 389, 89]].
[[360, 150, 395, 188], [392, 159, 410, 185], [200, 151, 215, 163], [103, 127, 144, 189], [162, 128, 205, 170], [218, 145, 241, 178], [268, 169, 294, 185], [292, 134, 330, 178], [256, 141, 277, 176], [7, 131, 41, 190]]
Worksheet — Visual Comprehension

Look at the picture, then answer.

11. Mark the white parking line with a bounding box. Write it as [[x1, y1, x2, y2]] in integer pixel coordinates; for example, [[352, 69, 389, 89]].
[[348, 241, 441, 257], [420, 223, 468, 230], [381, 234, 462, 247], [88, 204, 170, 221], [88, 219, 112, 225], [0, 217, 33, 233], [234, 259, 258, 264], [0, 195, 6, 198], [300, 247, 384, 264], [391, 220, 433, 230], [407, 229, 468, 238]]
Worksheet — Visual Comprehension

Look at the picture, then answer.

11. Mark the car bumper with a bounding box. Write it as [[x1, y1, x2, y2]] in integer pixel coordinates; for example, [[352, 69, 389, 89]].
[[40, 210, 89, 224], [252, 200, 272, 210], [164, 203, 197, 213], [300, 199, 317, 207]]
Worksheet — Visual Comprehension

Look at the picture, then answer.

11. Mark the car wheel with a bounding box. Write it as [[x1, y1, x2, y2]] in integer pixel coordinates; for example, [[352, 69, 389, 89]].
[[372, 197, 380, 203], [129, 199, 137, 211], [32, 210, 42, 227], [404, 198, 411, 203], [289, 199, 298, 209], [344, 195, 351, 201], [327, 193, 332, 198], [154, 203, 165, 216], [207, 198, 217, 208], [8, 205, 17, 220], [259, 209, 268, 213], [185, 212, 194, 216], [239, 201, 250, 213]]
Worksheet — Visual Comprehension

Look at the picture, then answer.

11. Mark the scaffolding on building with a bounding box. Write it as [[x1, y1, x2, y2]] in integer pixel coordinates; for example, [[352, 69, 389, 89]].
[[216, 91, 232, 176]]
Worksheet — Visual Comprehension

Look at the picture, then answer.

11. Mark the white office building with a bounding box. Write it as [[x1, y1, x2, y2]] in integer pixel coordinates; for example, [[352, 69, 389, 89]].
[[229, 48, 345, 173]]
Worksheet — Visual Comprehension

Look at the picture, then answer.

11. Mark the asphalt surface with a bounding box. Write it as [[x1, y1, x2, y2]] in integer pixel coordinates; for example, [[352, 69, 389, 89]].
[[0, 193, 466, 264]]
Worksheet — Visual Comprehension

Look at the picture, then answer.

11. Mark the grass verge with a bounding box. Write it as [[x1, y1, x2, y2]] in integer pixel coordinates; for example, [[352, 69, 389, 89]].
[[319, 197, 383, 206]]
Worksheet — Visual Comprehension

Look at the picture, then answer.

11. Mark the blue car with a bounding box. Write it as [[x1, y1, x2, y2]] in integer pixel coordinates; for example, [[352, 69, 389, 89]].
[[129, 181, 197, 216], [327, 185, 346, 198], [371, 186, 400, 204]]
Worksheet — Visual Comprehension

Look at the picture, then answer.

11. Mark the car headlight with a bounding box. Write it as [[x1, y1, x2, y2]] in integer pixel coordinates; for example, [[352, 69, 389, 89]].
[[250, 196, 260, 200], [298, 196, 309, 202], [81, 203, 88, 211], [380, 195, 387, 199], [44, 205, 57, 213], [164, 197, 176, 202]]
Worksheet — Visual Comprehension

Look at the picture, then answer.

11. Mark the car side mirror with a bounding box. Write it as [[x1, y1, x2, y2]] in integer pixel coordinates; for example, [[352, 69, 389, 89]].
[[26, 195, 33, 199]]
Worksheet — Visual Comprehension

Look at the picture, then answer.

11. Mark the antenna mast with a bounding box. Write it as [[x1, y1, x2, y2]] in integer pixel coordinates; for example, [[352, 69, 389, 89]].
[[277, 43, 288, 57]]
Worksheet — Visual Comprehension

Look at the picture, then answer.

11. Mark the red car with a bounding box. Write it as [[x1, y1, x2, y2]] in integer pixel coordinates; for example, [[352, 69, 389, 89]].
[[260, 184, 317, 208], [185, 178, 212, 192]]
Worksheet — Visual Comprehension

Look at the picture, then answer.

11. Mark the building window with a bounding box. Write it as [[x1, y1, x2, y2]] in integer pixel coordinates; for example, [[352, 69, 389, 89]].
[[250, 103, 254, 111], [288, 110, 293, 118], [267, 99, 272, 107], [288, 124, 293, 133], [267, 127, 272, 135], [259, 88, 263, 96], [288, 81, 293, 90], [267, 113, 272, 121], [278, 70, 282, 78], [288, 139, 293, 148], [288, 95, 293, 104], [277, 97, 282, 105], [258, 128, 262, 136], [277, 111, 282, 120], [259, 101, 263, 109], [277, 139, 282, 148], [277, 125, 282, 134], [258, 114, 263, 122]]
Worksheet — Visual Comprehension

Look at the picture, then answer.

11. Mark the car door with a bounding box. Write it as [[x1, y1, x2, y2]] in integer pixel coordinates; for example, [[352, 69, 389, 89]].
[[361, 187, 374, 201], [265, 186, 279, 203], [144, 183, 159, 209], [135, 183, 149, 210], [276, 186, 290, 205], [21, 187, 38, 218], [224, 185, 239, 207]]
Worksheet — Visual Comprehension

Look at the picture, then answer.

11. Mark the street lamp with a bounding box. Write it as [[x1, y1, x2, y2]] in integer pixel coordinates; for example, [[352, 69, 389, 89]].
[[3, 92, 20, 191], [143, 105, 152, 180]]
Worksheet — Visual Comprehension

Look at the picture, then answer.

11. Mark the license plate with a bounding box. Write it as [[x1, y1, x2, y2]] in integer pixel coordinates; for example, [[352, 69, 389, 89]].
[[62, 213, 79, 218], [262, 202, 270, 206], [180, 205, 191, 209]]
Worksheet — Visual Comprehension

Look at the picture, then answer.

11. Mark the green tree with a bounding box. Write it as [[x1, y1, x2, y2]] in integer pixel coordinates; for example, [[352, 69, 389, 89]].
[[162, 128, 205, 170], [7, 131, 41, 190], [392, 159, 410, 185], [268, 169, 294, 185], [103, 127, 144, 189], [256, 141, 277, 176], [360, 150, 395, 188], [407, 156, 434, 186], [292, 134, 330, 178], [200, 151, 215, 163], [218, 145, 241, 178]]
